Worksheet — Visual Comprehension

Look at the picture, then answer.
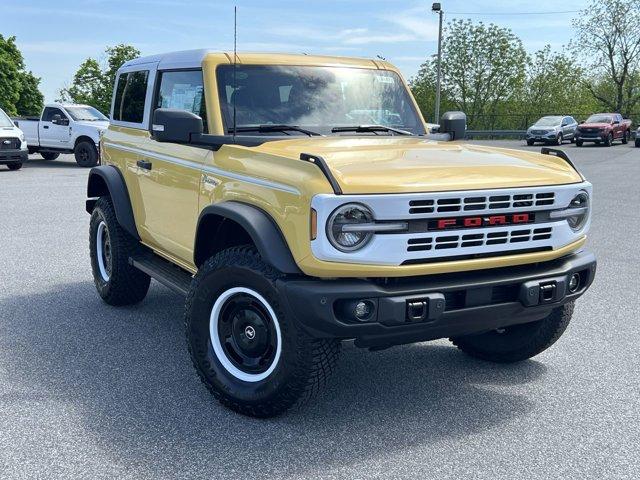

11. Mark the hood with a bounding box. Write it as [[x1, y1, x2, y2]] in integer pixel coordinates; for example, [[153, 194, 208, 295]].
[[75, 120, 109, 130], [531, 124, 558, 130], [252, 137, 583, 194], [579, 122, 611, 129], [0, 126, 21, 137]]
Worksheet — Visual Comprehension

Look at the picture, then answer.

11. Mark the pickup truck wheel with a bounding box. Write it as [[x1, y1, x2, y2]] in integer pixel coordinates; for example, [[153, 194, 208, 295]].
[[6, 162, 22, 171], [450, 302, 574, 363], [89, 197, 150, 305], [576, 139, 583, 147], [185, 246, 340, 417], [41, 152, 60, 160], [604, 133, 613, 147], [75, 141, 99, 167], [635, 138, 640, 148], [622, 130, 630, 144]]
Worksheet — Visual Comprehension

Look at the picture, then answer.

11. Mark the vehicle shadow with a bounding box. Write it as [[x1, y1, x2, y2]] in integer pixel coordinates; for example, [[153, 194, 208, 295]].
[[23, 157, 80, 169], [1, 282, 546, 479]]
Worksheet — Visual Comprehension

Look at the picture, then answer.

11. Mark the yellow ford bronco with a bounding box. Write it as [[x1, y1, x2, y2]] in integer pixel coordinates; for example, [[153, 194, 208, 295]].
[[86, 50, 596, 417]]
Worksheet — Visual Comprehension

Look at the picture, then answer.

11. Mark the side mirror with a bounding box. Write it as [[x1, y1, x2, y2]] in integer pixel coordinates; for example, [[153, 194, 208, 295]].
[[439, 111, 467, 141], [51, 114, 61, 124], [613, 120, 620, 125], [152, 108, 203, 143], [580, 121, 585, 124]]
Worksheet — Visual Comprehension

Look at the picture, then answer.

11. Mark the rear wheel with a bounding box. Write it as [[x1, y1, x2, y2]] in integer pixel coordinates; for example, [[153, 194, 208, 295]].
[[75, 141, 99, 167], [451, 303, 574, 363], [41, 152, 60, 160], [89, 197, 150, 305], [6, 162, 22, 171], [622, 130, 630, 144], [185, 246, 340, 417]]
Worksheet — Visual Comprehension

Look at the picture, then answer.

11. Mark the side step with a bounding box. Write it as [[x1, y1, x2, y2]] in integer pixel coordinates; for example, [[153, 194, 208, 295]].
[[129, 252, 193, 296]]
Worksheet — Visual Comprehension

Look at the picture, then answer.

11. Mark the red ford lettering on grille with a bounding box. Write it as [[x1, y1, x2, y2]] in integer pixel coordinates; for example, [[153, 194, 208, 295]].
[[435, 213, 531, 230]]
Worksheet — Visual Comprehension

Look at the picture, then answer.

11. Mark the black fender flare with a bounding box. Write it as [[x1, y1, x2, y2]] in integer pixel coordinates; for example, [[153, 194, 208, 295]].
[[86, 165, 140, 240], [195, 202, 302, 275]]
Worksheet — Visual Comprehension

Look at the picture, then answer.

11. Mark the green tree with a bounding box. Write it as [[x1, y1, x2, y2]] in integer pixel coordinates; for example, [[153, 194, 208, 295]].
[[411, 20, 527, 128], [60, 44, 140, 114], [0, 34, 43, 116], [572, 0, 640, 115]]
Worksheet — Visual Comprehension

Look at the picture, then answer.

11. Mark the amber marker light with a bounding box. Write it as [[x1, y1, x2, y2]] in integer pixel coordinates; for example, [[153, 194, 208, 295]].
[[310, 208, 318, 240]]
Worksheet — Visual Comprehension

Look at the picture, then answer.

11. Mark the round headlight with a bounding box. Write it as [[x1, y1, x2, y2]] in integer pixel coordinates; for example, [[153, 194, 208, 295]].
[[327, 203, 374, 252], [566, 192, 589, 231]]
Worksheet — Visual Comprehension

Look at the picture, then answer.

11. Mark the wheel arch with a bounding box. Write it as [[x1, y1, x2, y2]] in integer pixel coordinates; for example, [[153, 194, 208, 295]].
[[86, 165, 140, 240], [74, 135, 97, 149], [194, 202, 302, 275]]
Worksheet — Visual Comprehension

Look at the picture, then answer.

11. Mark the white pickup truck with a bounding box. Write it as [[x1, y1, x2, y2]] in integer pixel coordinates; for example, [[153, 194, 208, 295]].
[[14, 103, 108, 167]]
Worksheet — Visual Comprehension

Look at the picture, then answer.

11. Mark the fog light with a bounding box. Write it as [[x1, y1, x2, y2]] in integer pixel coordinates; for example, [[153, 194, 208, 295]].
[[568, 273, 580, 293], [354, 301, 373, 321]]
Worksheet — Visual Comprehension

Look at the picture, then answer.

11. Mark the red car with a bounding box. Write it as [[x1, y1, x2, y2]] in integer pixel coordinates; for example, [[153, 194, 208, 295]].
[[575, 113, 632, 147]]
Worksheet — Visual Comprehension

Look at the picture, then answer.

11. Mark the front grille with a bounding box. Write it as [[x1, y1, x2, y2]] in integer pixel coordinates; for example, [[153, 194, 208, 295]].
[[407, 227, 552, 252], [0, 138, 20, 150], [409, 192, 554, 214], [579, 128, 600, 135], [530, 129, 548, 135]]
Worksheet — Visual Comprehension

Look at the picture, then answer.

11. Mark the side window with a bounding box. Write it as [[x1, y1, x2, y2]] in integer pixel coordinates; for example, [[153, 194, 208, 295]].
[[112, 70, 149, 124], [42, 107, 66, 122], [154, 70, 207, 132]]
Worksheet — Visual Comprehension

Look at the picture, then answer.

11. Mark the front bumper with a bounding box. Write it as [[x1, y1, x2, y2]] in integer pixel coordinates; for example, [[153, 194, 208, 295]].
[[526, 132, 557, 141], [576, 132, 606, 142], [279, 250, 596, 348], [0, 149, 28, 164]]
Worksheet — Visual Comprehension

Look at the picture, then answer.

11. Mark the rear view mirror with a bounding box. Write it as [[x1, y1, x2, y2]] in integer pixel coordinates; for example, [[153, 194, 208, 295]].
[[439, 111, 467, 140], [152, 108, 203, 143]]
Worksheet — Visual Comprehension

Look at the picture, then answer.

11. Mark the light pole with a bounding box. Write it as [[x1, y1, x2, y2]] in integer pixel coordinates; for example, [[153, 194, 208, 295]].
[[432, 2, 443, 124]]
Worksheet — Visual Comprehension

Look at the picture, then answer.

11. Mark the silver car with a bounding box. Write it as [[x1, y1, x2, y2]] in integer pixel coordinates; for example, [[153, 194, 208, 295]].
[[526, 115, 578, 145]]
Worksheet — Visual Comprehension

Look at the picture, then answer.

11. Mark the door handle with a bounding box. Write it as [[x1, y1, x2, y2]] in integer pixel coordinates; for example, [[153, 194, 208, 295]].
[[43, 125, 49, 129], [137, 160, 152, 170]]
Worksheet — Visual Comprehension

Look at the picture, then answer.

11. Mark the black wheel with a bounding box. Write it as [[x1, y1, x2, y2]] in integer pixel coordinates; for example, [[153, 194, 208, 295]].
[[576, 140, 583, 147], [622, 130, 630, 144], [635, 138, 640, 148], [89, 197, 150, 305], [556, 133, 563, 145], [6, 162, 22, 171], [526, 139, 534, 146], [75, 141, 99, 167], [570, 135, 575, 143], [604, 133, 613, 147], [185, 245, 340, 417], [450, 302, 574, 363], [41, 152, 60, 160]]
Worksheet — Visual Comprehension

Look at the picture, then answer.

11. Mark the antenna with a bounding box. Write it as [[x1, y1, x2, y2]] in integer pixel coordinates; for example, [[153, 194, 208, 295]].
[[232, 5, 237, 141]]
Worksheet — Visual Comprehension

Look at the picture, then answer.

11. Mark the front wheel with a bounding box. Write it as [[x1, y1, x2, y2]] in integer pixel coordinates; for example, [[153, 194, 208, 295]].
[[89, 197, 150, 305], [635, 138, 640, 148], [185, 246, 340, 417], [6, 162, 22, 171], [576, 140, 583, 147], [604, 133, 613, 147], [41, 152, 60, 160], [526, 139, 534, 146], [556, 133, 563, 145], [75, 141, 99, 167], [450, 302, 574, 363]]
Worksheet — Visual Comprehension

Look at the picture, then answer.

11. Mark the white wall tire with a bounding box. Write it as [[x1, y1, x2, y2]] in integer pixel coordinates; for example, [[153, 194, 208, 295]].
[[209, 287, 282, 383]]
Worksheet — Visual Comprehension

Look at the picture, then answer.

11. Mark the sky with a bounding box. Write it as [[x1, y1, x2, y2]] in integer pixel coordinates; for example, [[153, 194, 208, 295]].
[[3, 0, 587, 103]]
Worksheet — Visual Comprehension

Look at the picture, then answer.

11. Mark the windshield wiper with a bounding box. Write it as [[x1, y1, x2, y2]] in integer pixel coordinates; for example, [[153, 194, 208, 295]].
[[228, 125, 322, 136], [331, 125, 413, 135]]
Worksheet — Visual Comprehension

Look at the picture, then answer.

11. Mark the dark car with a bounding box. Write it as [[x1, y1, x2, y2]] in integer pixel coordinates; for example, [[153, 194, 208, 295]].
[[526, 115, 578, 146]]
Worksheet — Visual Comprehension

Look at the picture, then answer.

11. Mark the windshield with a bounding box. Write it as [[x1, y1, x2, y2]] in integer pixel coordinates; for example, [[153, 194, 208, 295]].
[[585, 114, 612, 124], [534, 116, 562, 126], [65, 106, 108, 121], [0, 109, 14, 128], [216, 65, 425, 135]]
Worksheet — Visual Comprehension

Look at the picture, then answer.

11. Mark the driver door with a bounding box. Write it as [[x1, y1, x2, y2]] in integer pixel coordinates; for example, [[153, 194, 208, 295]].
[[39, 107, 71, 148]]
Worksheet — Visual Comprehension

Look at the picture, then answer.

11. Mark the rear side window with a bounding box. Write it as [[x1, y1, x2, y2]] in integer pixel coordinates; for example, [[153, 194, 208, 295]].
[[112, 70, 149, 124], [154, 70, 207, 132]]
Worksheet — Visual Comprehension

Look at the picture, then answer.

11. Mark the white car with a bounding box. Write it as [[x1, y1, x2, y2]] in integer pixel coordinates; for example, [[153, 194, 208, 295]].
[[0, 107, 28, 171], [14, 103, 109, 167]]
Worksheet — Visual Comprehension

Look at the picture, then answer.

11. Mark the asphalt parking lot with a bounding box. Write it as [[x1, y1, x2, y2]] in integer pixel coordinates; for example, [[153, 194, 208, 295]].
[[0, 140, 638, 479]]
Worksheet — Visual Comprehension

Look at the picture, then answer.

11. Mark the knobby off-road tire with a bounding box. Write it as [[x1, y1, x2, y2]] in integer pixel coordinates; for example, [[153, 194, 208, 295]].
[[75, 141, 99, 167], [6, 162, 22, 171], [450, 302, 574, 363], [89, 196, 150, 305], [41, 152, 60, 160], [185, 245, 340, 417]]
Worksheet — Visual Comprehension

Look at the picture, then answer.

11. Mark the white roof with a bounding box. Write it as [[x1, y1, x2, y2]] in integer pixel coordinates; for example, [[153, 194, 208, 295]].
[[120, 49, 216, 70]]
